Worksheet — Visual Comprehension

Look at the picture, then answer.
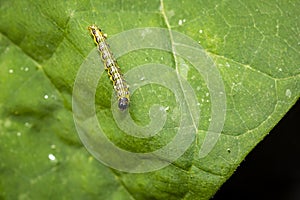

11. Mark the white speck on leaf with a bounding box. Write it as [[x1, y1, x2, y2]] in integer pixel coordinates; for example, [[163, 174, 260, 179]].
[[48, 154, 56, 161], [178, 19, 186, 26], [285, 89, 292, 98], [178, 19, 183, 26]]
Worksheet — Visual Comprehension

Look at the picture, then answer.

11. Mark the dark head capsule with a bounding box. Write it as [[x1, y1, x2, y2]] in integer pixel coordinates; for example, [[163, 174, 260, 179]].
[[118, 97, 129, 111]]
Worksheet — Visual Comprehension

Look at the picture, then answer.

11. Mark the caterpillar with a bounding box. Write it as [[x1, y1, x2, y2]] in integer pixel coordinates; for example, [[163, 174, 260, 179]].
[[88, 25, 130, 110]]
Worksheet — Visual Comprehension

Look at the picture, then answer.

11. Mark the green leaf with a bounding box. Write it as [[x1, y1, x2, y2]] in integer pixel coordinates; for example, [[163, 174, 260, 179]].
[[0, 0, 299, 199]]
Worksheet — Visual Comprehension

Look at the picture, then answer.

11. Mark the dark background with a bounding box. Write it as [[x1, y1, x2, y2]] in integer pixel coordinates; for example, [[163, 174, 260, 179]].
[[213, 99, 300, 200]]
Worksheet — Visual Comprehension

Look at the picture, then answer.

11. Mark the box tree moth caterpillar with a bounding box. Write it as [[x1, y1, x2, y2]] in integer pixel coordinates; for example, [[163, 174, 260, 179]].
[[88, 25, 130, 110]]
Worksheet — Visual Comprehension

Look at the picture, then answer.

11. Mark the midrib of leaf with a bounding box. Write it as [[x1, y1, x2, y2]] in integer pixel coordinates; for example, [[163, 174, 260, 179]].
[[160, 0, 199, 132]]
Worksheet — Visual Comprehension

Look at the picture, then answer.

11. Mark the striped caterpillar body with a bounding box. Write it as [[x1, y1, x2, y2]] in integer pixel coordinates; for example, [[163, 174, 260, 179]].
[[88, 25, 130, 110]]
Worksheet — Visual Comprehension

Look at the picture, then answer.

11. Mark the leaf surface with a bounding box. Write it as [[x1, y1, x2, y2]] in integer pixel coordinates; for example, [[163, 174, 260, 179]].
[[0, 0, 299, 199]]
